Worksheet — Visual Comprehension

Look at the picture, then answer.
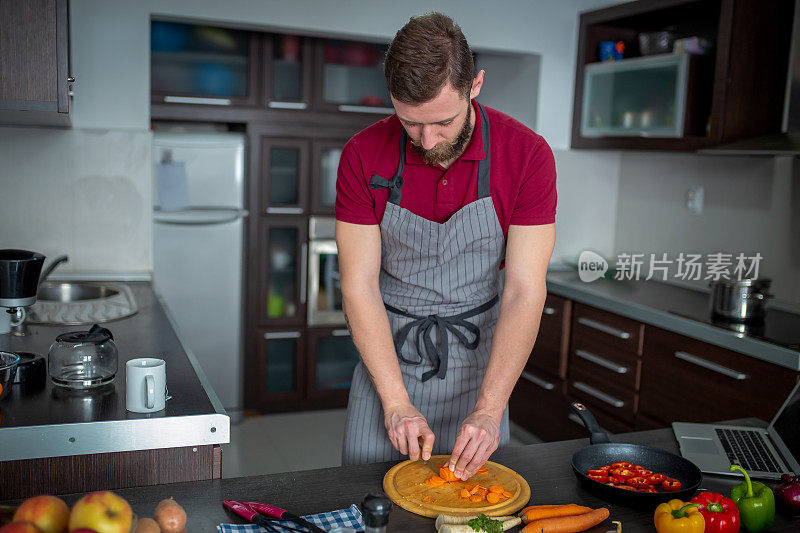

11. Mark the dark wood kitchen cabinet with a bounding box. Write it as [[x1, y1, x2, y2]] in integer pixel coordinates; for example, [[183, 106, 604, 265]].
[[571, 0, 795, 151], [251, 328, 307, 411], [257, 217, 308, 327], [639, 325, 799, 425], [0, 0, 72, 126]]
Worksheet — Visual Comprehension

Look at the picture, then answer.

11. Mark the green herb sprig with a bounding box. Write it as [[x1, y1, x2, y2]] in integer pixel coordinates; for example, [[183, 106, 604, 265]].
[[467, 513, 503, 533]]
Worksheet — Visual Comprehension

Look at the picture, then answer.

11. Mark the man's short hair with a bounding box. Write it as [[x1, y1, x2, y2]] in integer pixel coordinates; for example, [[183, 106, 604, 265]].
[[384, 12, 475, 103]]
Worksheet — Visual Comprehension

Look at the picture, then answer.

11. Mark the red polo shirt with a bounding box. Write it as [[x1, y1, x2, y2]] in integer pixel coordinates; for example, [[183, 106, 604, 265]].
[[335, 99, 556, 238]]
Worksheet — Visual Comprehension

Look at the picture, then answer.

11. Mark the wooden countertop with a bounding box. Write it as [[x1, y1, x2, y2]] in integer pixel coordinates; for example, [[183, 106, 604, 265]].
[[5, 423, 798, 532]]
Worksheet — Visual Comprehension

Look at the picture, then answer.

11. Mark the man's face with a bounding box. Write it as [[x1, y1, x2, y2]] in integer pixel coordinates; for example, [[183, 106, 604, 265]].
[[392, 83, 473, 165]]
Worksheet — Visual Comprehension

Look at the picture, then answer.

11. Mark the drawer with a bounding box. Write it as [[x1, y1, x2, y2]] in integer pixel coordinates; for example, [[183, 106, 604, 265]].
[[572, 303, 642, 356], [567, 366, 636, 425], [639, 325, 798, 424], [569, 337, 640, 391], [509, 371, 585, 442], [528, 294, 570, 378]]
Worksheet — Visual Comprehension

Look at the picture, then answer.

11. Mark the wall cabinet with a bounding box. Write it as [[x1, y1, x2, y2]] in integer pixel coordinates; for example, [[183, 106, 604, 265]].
[[571, 0, 795, 151], [0, 0, 72, 126], [257, 218, 307, 327]]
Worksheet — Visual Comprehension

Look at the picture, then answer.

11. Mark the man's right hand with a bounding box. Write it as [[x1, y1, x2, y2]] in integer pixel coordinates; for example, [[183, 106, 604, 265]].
[[384, 403, 435, 461]]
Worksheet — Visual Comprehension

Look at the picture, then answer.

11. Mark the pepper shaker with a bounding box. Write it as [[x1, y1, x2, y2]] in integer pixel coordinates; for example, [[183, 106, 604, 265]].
[[362, 492, 392, 533]]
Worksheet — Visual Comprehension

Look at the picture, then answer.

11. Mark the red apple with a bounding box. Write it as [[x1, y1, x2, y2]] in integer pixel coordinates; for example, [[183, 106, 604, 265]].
[[69, 530, 98, 533], [13, 495, 70, 533], [68, 492, 132, 533], [0, 523, 44, 533]]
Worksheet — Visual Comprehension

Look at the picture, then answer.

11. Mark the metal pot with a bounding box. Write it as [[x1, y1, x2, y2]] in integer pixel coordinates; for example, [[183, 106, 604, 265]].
[[709, 278, 772, 322]]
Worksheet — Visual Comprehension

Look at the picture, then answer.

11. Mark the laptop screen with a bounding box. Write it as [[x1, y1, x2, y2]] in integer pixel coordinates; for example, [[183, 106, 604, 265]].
[[770, 380, 800, 467]]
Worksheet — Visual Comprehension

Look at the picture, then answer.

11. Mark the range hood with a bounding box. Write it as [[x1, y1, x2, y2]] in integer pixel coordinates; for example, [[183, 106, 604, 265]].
[[699, 0, 800, 155]]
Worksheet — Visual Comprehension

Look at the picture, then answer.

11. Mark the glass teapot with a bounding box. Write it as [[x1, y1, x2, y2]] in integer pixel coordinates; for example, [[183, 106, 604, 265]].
[[48, 324, 118, 389]]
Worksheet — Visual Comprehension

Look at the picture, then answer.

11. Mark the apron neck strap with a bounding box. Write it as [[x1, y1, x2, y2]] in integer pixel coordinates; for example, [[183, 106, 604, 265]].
[[476, 101, 491, 199]]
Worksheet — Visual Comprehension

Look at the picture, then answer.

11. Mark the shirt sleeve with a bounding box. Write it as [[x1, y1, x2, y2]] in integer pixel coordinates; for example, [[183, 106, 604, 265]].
[[335, 138, 380, 225], [509, 138, 557, 225]]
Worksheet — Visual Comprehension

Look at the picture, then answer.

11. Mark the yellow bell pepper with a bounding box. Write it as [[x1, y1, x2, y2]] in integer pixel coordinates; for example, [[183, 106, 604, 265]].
[[654, 498, 705, 533]]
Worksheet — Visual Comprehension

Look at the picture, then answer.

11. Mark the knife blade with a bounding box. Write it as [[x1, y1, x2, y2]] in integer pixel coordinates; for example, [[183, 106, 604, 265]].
[[242, 501, 327, 533]]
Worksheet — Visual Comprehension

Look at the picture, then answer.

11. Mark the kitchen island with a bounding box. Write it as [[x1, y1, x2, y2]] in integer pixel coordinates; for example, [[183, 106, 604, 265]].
[[5, 422, 796, 532], [0, 282, 229, 500]]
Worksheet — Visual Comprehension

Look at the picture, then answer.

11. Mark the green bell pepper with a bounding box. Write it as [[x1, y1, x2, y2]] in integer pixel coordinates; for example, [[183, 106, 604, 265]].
[[730, 464, 775, 532]]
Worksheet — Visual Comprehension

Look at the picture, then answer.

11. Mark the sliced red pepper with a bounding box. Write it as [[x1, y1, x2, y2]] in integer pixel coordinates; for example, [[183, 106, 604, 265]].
[[588, 474, 610, 483], [626, 476, 651, 488], [611, 462, 633, 469], [587, 469, 608, 476], [598, 465, 613, 472], [634, 468, 653, 477], [614, 484, 638, 491], [611, 468, 636, 480], [662, 478, 682, 492], [648, 473, 667, 485], [607, 475, 621, 484], [638, 486, 658, 493]]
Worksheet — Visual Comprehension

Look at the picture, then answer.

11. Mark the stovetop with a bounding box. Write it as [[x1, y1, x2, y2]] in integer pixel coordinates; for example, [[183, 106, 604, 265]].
[[669, 307, 800, 351]]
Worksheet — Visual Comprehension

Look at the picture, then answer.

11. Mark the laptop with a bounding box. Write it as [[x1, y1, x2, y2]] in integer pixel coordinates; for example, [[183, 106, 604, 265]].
[[672, 380, 800, 480]]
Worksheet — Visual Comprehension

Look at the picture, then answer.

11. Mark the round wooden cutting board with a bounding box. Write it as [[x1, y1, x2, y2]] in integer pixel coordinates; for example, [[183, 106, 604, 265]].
[[383, 455, 531, 518]]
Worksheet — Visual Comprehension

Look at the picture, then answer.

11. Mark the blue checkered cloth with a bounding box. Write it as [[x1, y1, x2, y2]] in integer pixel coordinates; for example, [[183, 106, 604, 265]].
[[217, 504, 364, 533]]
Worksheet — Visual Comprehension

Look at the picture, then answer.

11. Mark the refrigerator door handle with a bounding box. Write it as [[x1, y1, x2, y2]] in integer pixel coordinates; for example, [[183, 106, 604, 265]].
[[154, 208, 249, 226]]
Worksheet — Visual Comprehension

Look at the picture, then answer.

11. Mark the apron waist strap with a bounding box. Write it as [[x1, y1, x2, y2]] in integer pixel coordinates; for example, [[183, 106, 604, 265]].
[[384, 295, 499, 382]]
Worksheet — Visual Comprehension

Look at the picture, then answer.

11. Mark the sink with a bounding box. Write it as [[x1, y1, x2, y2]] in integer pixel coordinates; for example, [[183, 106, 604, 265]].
[[27, 281, 137, 325], [37, 282, 121, 302]]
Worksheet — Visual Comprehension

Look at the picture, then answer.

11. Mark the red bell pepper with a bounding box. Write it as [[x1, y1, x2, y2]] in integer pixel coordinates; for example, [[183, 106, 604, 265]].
[[690, 491, 740, 533]]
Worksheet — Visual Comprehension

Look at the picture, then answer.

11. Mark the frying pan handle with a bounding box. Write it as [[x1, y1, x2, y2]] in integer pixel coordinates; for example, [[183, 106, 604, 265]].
[[570, 402, 611, 444]]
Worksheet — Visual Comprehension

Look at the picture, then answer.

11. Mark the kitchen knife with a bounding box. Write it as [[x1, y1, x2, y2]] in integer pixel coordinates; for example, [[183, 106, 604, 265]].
[[242, 501, 327, 533]]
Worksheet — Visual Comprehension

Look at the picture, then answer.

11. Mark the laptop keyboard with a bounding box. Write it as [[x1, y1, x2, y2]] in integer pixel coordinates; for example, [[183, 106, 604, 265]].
[[716, 429, 782, 473]]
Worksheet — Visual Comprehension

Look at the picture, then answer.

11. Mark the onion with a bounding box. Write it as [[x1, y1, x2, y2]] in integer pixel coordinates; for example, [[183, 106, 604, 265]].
[[775, 473, 800, 515]]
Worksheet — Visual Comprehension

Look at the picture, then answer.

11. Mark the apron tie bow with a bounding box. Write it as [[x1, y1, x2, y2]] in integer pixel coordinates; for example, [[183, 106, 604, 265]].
[[385, 296, 499, 382], [369, 173, 405, 191]]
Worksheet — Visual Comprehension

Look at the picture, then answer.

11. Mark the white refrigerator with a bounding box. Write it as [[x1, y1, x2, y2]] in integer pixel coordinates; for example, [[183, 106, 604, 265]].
[[152, 132, 246, 411]]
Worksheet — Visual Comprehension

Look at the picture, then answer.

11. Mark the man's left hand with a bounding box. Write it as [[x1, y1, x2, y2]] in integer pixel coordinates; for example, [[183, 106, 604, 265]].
[[448, 409, 502, 480]]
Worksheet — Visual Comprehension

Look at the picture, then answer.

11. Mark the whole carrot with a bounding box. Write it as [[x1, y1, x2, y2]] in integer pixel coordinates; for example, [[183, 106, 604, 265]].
[[520, 504, 593, 524], [521, 507, 610, 533]]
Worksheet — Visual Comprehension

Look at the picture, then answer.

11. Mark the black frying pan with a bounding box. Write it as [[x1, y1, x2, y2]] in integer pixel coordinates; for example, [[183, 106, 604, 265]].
[[570, 402, 702, 508]]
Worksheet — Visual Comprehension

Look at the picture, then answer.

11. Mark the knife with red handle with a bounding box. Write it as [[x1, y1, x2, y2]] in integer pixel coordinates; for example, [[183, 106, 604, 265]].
[[222, 500, 326, 533]]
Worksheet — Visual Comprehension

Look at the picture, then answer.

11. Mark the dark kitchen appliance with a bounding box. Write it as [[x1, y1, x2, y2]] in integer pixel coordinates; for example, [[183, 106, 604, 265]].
[[570, 402, 702, 508], [709, 278, 772, 322], [0, 250, 45, 327]]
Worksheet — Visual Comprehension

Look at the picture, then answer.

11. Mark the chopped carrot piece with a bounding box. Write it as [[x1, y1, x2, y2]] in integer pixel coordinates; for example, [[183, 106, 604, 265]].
[[439, 466, 458, 482], [459, 488, 470, 498], [486, 492, 501, 504], [469, 494, 484, 503], [502, 490, 513, 498], [469, 485, 481, 495], [477, 466, 490, 474], [488, 485, 504, 493]]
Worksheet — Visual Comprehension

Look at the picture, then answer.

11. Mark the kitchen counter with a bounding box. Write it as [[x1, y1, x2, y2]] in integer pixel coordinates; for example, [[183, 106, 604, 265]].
[[0, 282, 229, 499], [4, 421, 797, 532], [546, 269, 800, 371]]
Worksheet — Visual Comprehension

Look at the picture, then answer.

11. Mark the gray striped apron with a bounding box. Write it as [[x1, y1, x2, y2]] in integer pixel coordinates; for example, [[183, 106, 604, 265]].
[[342, 101, 509, 465]]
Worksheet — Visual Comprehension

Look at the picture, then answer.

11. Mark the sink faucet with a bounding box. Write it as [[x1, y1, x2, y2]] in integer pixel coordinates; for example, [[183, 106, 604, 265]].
[[39, 255, 69, 284]]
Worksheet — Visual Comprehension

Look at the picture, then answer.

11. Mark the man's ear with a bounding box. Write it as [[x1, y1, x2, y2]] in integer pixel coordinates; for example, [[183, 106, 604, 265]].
[[470, 69, 485, 99]]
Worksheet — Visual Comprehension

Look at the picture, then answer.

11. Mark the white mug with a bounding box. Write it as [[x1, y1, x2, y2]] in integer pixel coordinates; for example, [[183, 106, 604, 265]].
[[126, 358, 167, 413]]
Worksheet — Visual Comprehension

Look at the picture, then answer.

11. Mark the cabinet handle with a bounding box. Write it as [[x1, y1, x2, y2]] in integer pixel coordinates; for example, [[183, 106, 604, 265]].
[[67, 76, 75, 83], [574, 349, 628, 374], [338, 105, 395, 114], [520, 371, 555, 391], [577, 317, 631, 339], [572, 381, 625, 408], [163, 96, 232, 106], [331, 329, 350, 337], [543, 306, 556, 315], [266, 207, 304, 215], [300, 243, 308, 304], [673, 351, 748, 380], [264, 331, 301, 340], [268, 101, 308, 110]]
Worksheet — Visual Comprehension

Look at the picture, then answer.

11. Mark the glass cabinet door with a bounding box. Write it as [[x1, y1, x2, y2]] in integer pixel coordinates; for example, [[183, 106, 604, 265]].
[[314, 39, 393, 114], [261, 138, 309, 215], [311, 140, 345, 214], [265, 34, 312, 110], [307, 328, 360, 401], [581, 53, 690, 138], [151, 20, 258, 106], [259, 219, 307, 326], [257, 329, 305, 404]]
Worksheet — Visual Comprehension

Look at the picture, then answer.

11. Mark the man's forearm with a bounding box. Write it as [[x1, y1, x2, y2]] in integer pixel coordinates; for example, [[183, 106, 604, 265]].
[[474, 283, 547, 418], [342, 286, 410, 409]]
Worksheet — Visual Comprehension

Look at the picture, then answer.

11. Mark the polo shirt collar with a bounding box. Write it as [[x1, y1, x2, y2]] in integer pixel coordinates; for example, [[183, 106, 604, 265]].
[[403, 99, 485, 166]]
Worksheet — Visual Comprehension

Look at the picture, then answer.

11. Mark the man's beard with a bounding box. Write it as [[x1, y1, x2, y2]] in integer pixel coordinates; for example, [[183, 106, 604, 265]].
[[411, 103, 473, 165]]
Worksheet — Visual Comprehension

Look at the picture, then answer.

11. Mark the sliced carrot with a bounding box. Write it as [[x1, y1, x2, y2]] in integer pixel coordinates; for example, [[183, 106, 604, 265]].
[[469, 494, 484, 503], [486, 492, 501, 504], [502, 490, 513, 498], [521, 507, 610, 533], [459, 488, 470, 498], [488, 485, 504, 493], [520, 504, 593, 524], [469, 485, 481, 495], [477, 466, 490, 474], [439, 466, 458, 482], [425, 476, 446, 487]]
